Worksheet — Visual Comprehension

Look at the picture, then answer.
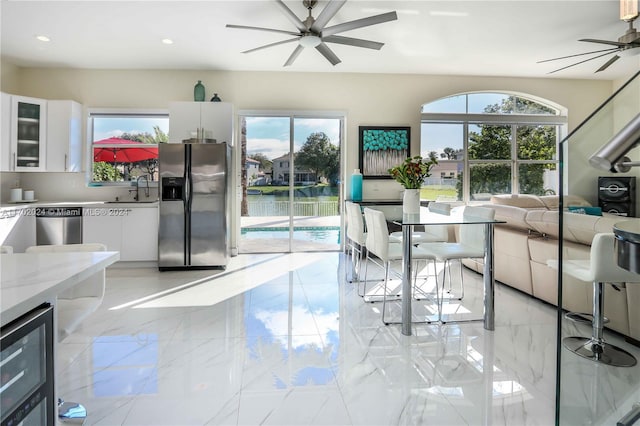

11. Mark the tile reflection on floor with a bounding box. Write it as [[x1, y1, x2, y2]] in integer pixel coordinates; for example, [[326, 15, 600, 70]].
[[56, 253, 557, 425]]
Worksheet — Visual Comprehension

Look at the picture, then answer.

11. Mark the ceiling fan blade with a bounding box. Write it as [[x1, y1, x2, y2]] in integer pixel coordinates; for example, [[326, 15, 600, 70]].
[[226, 24, 299, 37], [321, 11, 398, 37], [275, 0, 307, 32], [323, 35, 384, 50], [537, 47, 620, 63], [547, 50, 618, 74], [315, 42, 341, 65], [242, 38, 299, 54], [311, 0, 347, 33], [284, 45, 305, 67], [580, 38, 628, 47], [595, 54, 621, 72]]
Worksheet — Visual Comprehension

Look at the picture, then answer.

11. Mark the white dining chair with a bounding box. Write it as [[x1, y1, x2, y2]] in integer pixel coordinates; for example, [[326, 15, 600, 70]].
[[362, 207, 437, 325], [389, 202, 451, 244], [556, 233, 640, 367], [418, 205, 495, 320], [345, 201, 367, 285]]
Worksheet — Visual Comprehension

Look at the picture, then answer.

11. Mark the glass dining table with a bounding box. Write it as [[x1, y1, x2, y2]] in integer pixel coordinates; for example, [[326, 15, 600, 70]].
[[389, 205, 505, 336]]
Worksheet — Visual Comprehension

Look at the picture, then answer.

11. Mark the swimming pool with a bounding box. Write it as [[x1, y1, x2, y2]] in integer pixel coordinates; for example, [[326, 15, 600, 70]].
[[241, 227, 341, 244]]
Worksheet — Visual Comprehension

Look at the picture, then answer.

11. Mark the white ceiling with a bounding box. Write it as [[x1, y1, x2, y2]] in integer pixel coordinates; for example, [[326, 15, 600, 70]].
[[2, 0, 640, 80]]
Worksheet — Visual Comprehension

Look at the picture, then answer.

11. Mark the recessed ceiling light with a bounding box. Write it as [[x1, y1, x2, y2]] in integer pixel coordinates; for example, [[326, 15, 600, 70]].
[[36, 35, 50, 42], [162, 38, 173, 45]]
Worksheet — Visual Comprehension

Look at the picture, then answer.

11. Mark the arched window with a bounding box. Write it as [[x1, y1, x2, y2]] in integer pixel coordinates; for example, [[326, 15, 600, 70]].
[[420, 92, 567, 203]]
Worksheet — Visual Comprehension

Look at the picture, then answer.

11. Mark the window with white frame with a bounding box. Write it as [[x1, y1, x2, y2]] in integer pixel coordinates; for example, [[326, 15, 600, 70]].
[[88, 110, 169, 185], [420, 92, 567, 203]]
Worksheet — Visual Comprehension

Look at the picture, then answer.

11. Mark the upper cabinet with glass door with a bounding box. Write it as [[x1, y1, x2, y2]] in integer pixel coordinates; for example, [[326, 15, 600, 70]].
[[10, 95, 47, 171]]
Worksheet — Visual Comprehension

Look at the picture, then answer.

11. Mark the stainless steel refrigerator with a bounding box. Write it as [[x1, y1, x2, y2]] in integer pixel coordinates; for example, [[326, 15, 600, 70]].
[[158, 142, 230, 269]]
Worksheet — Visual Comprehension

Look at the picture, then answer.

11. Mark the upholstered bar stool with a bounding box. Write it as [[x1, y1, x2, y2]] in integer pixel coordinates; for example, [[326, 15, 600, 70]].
[[560, 233, 640, 367]]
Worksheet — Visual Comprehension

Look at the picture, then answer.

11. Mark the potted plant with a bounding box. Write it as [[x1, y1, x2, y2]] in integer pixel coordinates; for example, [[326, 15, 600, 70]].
[[388, 155, 438, 213]]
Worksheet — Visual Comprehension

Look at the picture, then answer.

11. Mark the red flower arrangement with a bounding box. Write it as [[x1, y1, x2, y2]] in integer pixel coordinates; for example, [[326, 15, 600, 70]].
[[388, 155, 438, 189]]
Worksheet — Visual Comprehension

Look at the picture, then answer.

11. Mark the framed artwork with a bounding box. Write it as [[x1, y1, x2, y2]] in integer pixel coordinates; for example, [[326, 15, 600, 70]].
[[358, 126, 411, 179]]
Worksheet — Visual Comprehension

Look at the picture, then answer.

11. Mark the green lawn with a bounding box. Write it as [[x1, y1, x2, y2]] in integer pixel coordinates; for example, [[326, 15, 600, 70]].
[[421, 186, 458, 200], [247, 184, 458, 200]]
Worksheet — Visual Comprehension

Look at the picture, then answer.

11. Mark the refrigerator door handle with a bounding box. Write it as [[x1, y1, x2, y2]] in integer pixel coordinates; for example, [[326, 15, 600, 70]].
[[184, 146, 191, 265]]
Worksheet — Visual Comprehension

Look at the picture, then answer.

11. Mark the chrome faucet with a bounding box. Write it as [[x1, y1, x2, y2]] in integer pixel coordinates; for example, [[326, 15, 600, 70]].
[[137, 175, 150, 200]]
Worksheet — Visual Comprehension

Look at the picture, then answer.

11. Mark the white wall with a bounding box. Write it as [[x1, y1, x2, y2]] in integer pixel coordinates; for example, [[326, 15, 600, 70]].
[[2, 66, 618, 202]]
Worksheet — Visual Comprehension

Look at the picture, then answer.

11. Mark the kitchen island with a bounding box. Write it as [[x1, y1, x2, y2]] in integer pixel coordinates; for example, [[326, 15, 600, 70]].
[[0, 250, 119, 326], [1, 250, 119, 424]]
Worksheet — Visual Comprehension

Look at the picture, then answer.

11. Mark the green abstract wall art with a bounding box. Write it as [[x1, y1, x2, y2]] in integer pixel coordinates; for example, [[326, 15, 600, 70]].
[[358, 126, 411, 178]]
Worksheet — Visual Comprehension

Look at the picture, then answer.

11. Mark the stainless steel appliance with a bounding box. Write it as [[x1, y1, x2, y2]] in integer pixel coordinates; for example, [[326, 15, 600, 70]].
[[158, 142, 230, 269], [36, 206, 83, 245], [1, 304, 56, 426]]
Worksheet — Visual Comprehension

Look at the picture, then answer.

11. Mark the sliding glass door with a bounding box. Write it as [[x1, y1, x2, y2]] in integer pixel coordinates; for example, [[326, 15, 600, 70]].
[[239, 113, 343, 253]]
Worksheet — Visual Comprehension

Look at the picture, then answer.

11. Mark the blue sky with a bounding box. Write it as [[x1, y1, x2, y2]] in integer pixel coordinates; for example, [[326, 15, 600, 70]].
[[93, 117, 169, 142], [246, 117, 341, 161], [93, 116, 341, 162]]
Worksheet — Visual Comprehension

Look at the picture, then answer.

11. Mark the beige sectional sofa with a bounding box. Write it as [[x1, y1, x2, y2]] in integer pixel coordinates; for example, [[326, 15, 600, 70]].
[[461, 194, 640, 341]]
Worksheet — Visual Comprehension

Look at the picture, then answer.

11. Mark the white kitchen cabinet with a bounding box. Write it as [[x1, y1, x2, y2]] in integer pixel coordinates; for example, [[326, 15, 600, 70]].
[[169, 102, 233, 145], [82, 206, 158, 261], [121, 207, 158, 261], [83, 213, 122, 253], [47, 100, 82, 172], [10, 95, 47, 171], [1, 93, 11, 172]]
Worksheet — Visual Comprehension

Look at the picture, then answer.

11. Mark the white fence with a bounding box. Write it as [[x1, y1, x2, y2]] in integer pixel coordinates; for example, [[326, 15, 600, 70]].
[[248, 201, 339, 217]]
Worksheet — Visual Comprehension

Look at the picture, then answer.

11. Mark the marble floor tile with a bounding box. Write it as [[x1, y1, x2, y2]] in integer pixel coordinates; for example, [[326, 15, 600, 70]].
[[55, 252, 566, 425]]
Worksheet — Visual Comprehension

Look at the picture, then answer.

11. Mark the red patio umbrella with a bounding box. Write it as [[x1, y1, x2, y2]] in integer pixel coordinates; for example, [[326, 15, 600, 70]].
[[93, 137, 158, 163]]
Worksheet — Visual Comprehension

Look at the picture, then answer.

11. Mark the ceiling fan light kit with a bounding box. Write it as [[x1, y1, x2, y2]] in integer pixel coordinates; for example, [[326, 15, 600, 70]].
[[299, 34, 321, 48], [226, 0, 397, 67], [540, 0, 640, 74]]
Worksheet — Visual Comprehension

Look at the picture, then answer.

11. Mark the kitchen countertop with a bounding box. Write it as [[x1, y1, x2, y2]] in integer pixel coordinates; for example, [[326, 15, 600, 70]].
[[0, 200, 159, 210], [0, 251, 120, 326]]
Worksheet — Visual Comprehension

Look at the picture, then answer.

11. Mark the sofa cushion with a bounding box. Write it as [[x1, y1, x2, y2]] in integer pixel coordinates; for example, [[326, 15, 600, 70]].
[[539, 195, 590, 210], [567, 206, 602, 216], [594, 213, 630, 233], [490, 194, 546, 209], [525, 210, 559, 238], [486, 204, 530, 231]]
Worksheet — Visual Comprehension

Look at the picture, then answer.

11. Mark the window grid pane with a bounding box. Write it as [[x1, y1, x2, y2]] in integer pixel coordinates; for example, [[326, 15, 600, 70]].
[[90, 114, 168, 184], [421, 92, 564, 202]]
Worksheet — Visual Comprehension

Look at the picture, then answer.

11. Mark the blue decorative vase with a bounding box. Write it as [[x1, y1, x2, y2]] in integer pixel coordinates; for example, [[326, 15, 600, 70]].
[[351, 169, 363, 201]]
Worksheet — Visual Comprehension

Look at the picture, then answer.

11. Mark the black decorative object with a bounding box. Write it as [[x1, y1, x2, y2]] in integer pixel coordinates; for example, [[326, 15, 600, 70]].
[[210, 93, 221, 102]]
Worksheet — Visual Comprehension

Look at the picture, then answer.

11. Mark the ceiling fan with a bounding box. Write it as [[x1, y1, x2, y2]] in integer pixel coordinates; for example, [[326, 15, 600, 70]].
[[539, 0, 640, 74], [226, 0, 398, 67]]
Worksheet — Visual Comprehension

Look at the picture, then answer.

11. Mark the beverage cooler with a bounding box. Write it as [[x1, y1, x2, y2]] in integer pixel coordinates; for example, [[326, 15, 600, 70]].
[[1, 304, 55, 426]]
